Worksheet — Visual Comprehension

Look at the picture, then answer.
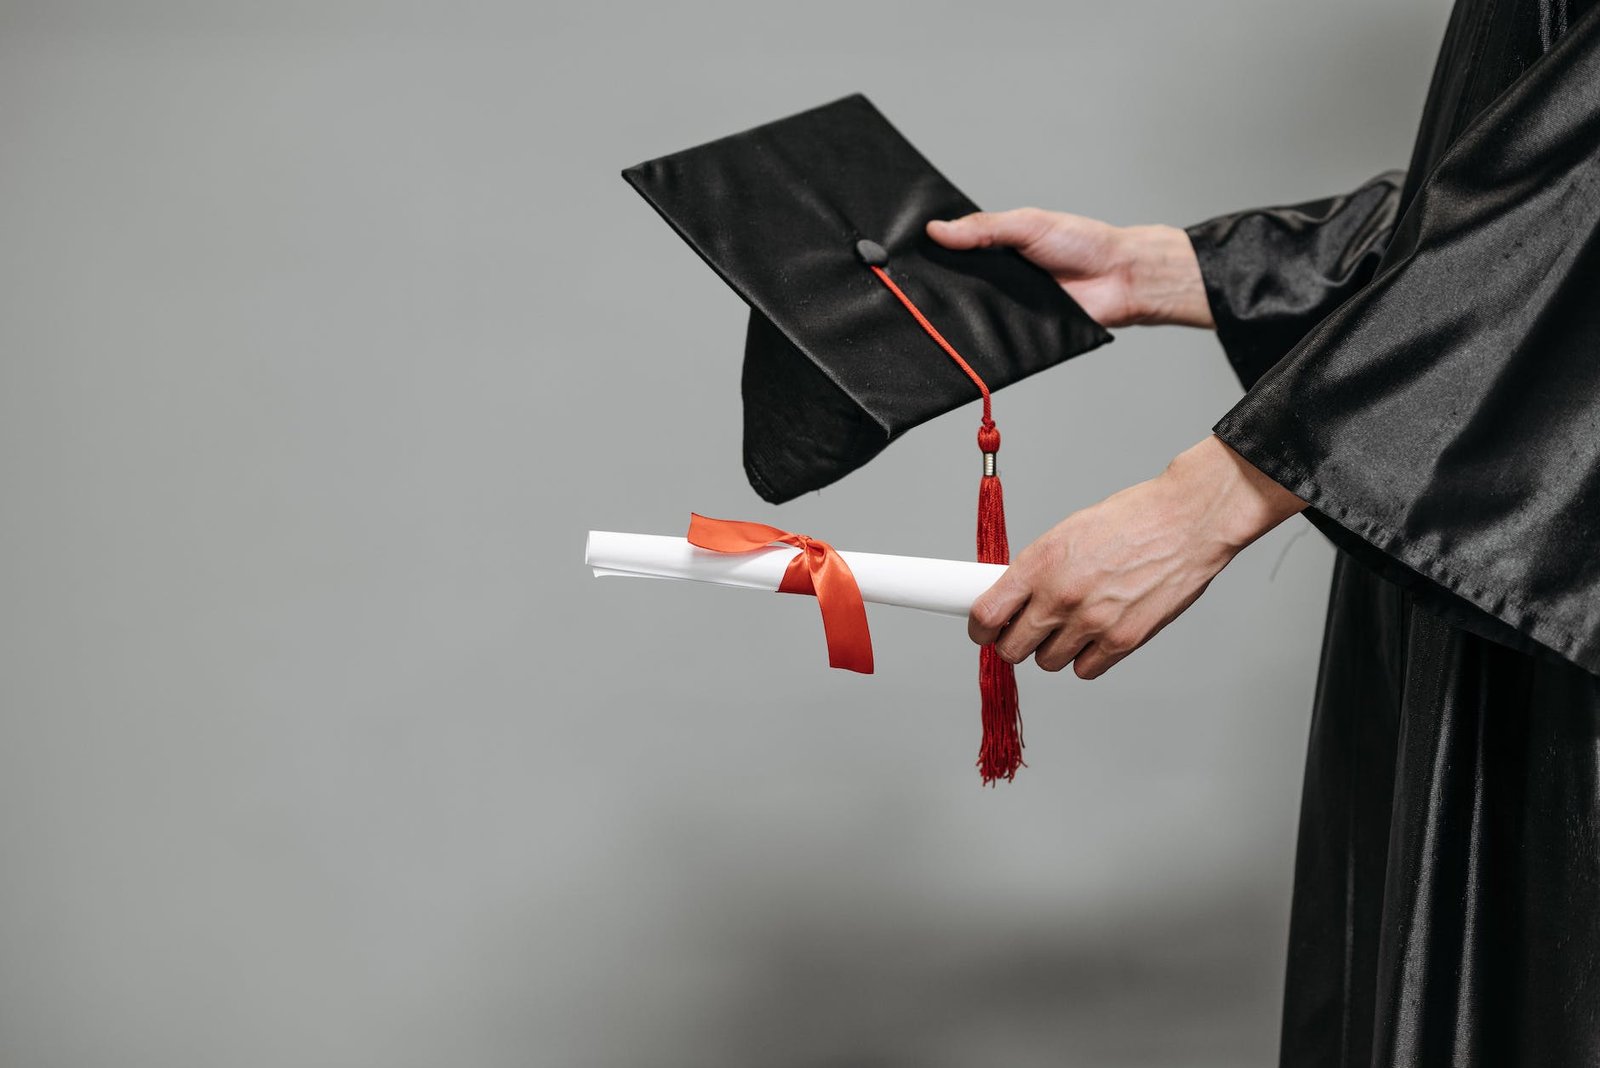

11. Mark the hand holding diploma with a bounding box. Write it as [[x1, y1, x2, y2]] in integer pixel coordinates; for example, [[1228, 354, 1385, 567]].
[[968, 436, 1307, 680]]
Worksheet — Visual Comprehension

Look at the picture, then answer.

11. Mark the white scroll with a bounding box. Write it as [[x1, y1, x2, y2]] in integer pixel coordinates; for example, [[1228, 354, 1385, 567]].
[[585, 531, 1003, 618]]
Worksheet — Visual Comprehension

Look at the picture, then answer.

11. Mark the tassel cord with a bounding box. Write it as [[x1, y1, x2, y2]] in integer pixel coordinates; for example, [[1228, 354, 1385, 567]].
[[865, 261, 1025, 783]]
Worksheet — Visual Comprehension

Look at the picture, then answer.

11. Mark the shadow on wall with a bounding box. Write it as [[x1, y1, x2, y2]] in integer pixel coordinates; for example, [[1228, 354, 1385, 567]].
[[654, 885, 1287, 1068]]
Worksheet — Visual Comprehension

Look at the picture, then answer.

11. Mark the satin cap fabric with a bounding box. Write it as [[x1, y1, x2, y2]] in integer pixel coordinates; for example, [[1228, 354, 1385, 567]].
[[623, 94, 1110, 504]]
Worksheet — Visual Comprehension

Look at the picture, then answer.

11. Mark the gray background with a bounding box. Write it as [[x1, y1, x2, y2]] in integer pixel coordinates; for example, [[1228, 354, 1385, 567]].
[[0, 2, 1446, 1065]]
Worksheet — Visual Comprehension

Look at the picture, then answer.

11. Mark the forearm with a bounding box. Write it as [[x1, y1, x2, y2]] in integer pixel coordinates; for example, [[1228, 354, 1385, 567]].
[[1166, 434, 1307, 552], [1117, 224, 1214, 330]]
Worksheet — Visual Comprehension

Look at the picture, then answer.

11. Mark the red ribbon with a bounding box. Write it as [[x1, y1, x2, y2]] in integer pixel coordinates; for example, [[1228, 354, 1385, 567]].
[[687, 513, 874, 674]]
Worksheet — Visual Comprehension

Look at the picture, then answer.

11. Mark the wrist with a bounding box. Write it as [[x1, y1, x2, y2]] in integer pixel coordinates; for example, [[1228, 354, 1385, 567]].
[[1117, 224, 1215, 329], [1166, 435, 1307, 552]]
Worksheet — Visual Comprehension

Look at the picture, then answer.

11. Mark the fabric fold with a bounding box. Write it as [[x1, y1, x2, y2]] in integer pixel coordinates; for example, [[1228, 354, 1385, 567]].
[[1204, 9, 1600, 676], [1186, 170, 1406, 391]]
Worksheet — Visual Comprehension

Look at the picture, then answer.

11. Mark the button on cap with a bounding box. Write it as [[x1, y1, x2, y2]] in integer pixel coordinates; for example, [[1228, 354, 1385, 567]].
[[854, 238, 888, 266]]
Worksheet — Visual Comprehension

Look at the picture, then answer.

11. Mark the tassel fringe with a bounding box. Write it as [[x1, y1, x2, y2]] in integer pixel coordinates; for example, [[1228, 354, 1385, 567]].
[[976, 424, 1023, 784]]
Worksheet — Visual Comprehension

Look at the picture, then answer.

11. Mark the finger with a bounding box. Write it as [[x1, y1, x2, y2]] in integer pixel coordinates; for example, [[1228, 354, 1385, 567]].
[[927, 208, 1049, 252], [968, 572, 1030, 645], [993, 603, 1058, 666], [1033, 628, 1090, 673], [1071, 639, 1132, 681]]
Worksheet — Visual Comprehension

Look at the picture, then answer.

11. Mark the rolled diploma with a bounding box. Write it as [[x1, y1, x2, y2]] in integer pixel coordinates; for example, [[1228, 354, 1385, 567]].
[[585, 531, 1004, 618]]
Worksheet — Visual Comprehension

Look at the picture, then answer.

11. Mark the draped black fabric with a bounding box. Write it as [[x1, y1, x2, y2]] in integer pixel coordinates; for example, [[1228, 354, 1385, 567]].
[[1197, 4, 1600, 676], [1187, 171, 1405, 391], [1186, 1, 1600, 1063], [1287, 561, 1600, 1067]]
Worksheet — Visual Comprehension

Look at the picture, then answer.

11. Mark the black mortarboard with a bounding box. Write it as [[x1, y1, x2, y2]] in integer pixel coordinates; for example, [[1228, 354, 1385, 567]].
[[622, 93, 1111, 505]]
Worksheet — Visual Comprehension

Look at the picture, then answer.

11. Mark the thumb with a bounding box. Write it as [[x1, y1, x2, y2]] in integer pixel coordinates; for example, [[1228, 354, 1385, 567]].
[[968, 568, 1030, 646], [926, 208, 1049, 251]]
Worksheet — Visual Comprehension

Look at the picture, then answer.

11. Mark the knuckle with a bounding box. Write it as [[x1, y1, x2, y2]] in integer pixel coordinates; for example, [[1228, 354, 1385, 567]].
[[1104, 629, 1138, 656], [1078, 606, 1114, 634], [971, 598, 1007, 631], [1011, 207, 1051, 242], [957, 212, 993, 246], [1053, 583, 1084, 610], [1095, 633, 1127, 656]]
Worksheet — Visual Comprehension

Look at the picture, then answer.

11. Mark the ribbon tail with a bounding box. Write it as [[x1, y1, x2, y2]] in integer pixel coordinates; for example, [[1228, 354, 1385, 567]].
[[807, 549, 874, 675]]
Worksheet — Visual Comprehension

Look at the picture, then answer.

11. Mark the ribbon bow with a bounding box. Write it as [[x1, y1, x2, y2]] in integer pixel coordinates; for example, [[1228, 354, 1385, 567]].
[[687, 513, 873, 674]]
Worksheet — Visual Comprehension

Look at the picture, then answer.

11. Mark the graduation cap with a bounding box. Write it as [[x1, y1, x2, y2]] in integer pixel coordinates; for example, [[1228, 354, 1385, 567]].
[[623, 94, 1111, 782]]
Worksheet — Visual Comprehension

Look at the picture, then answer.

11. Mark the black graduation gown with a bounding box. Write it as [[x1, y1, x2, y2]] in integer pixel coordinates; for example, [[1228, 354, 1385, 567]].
[[1185, 2, 1600, 1063]]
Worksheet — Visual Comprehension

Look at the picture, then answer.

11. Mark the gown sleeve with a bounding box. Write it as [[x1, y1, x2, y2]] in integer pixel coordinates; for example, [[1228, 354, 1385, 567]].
[[1185, 171, 1406, 390], [1213, 12, 1600, 676]]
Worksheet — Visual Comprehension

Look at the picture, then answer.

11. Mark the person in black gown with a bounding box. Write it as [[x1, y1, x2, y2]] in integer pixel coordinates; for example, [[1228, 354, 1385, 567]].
[[933, 2, 1600, 1063]]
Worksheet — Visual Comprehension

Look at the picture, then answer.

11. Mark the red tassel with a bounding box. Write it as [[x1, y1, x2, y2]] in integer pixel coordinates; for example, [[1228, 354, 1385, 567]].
[[862, 258, 1024, 783], [976, 422, 1023, 784]]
